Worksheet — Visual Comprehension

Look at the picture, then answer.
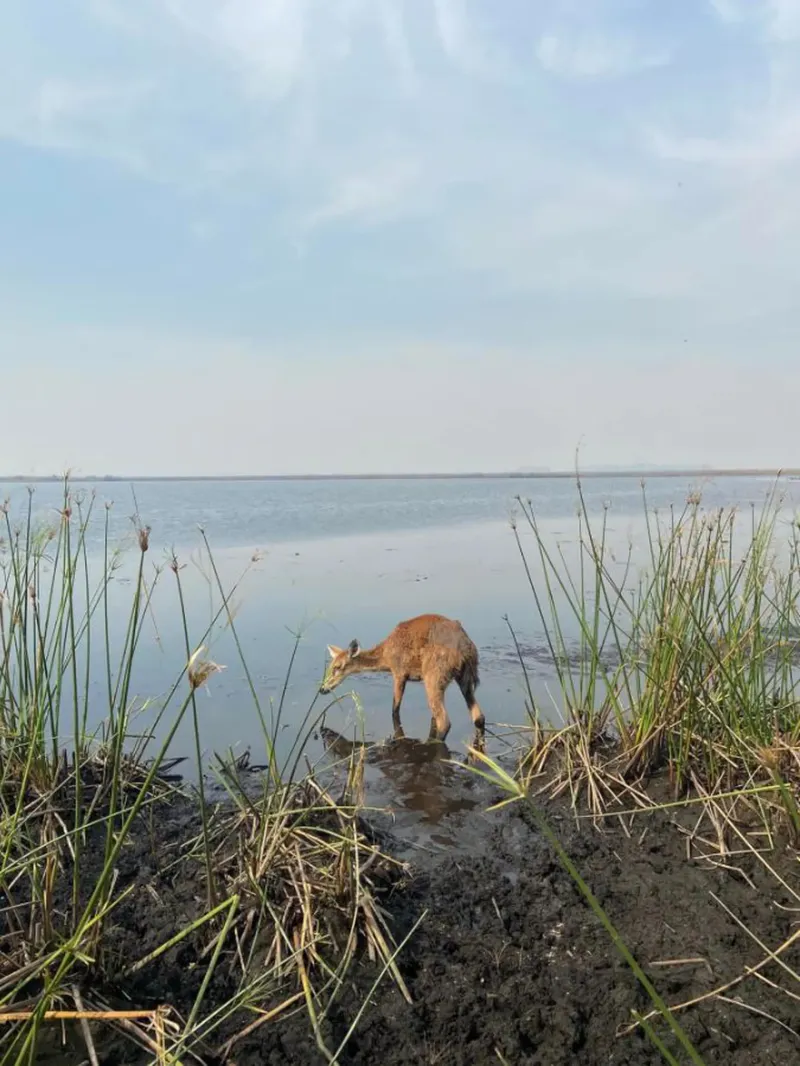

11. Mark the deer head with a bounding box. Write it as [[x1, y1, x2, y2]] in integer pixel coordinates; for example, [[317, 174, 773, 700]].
[[319, 639, 361, 693]]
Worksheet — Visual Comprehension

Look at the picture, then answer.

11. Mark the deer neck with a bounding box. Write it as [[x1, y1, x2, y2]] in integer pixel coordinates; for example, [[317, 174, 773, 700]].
[[351, 643, 389, 673]]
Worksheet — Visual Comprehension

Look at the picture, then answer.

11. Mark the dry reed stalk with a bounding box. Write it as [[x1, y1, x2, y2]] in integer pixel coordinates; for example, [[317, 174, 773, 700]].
[[217, 990, 305, 1059], [71, 984, 100, 1066], [618, 927, 800, 1037], [0, 1009, 164, 1022]]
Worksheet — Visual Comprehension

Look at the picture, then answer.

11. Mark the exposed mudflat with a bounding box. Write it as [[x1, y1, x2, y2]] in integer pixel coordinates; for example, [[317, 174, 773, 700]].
[[256, 779, 800, 1066], [28, 741, 800, 1065]]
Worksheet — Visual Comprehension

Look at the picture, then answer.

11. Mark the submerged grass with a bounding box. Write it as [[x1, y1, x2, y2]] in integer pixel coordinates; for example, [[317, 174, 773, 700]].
[[0, 479, 409, 1065]]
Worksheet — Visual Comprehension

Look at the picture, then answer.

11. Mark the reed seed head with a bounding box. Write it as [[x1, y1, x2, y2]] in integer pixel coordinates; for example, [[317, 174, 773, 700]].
[[187, 645, 225, 690], [757, 745, 781, 773]]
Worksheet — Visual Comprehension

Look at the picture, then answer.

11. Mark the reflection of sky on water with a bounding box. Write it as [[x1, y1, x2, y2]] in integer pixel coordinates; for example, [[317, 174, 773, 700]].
[[86, 520, 558, 766]]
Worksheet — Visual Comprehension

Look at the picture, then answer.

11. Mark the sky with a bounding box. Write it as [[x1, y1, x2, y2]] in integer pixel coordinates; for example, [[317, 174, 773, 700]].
[[1, 0, 799, 476]]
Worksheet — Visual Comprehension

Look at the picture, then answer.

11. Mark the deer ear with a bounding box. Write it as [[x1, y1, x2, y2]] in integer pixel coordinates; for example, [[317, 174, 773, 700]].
[[348, 639, 360, 658], [327, 644, 343, 659]]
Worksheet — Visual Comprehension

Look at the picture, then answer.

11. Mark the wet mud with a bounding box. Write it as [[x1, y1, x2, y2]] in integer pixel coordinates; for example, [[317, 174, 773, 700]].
[[30, 735, 800, 1065]]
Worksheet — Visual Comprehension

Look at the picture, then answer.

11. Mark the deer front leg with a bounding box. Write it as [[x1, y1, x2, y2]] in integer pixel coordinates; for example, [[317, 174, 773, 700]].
[[391, 674, 407, 739]]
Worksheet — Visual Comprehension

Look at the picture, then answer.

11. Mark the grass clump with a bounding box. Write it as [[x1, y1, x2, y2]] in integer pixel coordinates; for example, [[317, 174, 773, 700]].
[[0, 479, 409, 1065], [509, 475, 800, 833]]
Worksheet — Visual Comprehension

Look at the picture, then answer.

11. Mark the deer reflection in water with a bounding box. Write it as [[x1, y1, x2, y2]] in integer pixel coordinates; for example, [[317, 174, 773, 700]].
[[319, 722, 486, 827]]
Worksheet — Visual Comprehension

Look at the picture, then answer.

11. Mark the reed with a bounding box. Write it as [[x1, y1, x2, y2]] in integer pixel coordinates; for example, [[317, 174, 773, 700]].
[[508, 475, 800, 833]]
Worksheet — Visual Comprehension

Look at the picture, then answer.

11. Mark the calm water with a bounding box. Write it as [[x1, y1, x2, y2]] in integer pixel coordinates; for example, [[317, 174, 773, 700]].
[[2, 474, 790, 552], [2, 475, 796, 847]]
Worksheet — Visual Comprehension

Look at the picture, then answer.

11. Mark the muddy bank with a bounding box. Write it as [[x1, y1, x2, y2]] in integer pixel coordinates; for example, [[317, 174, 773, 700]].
[[257, 790, 800, 1066], [29, 764, 800, 1066]]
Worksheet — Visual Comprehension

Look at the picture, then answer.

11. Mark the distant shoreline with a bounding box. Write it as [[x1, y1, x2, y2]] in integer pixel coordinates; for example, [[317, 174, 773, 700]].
[[1, 469, 798, 483]]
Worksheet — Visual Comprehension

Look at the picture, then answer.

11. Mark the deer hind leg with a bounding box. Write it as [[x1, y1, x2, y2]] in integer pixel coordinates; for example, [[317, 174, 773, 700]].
[[424, 673, 451, 742], [458, 674, 485, 733], [391, 673, 407, 739]]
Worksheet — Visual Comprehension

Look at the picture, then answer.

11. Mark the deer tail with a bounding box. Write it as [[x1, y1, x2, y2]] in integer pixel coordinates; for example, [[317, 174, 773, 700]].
[[460, 652, 480, 691]]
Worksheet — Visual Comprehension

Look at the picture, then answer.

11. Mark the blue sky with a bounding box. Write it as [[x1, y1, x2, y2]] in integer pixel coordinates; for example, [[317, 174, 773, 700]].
[[1, 0, 799, 475]]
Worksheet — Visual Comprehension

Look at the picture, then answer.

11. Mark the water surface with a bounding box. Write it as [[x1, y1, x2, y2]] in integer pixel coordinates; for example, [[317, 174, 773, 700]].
[[2, 474, 795, 850]]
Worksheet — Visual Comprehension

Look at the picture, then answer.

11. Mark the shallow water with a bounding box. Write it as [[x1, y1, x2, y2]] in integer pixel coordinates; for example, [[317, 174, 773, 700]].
[[2, 473, 796, 850]]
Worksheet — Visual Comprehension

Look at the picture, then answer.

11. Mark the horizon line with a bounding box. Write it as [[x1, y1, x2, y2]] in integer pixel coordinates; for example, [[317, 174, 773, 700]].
[[1, 467, 799, 483]]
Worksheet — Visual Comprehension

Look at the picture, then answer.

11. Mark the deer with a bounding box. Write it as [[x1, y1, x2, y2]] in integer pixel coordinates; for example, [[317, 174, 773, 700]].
[[319, 613, 485, 742]]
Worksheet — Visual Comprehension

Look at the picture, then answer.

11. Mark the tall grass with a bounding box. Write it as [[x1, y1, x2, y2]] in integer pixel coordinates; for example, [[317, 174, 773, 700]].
[[0, 480, 409, 1064], [509, 476, 800, 828]]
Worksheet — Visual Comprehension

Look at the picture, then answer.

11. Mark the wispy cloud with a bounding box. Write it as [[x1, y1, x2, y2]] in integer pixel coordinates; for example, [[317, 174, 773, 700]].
[[85, 0, 142, 33], [0, 67, 153, 170], [649, 111, 800, 168], [536, 31, 669, 80], [1, 0, 800, 393], [33, 78, 144, 125], [377, 1, 419, 96], [708, 0, 800, 39], [432, 0, 507, 78], [163, 0, 309, 99], [652, 1, 800, 173], [1, 1, 799, 474], [303, 157, 424, 230], [708, 0, 748, 22], [766, 0, 800, 40]]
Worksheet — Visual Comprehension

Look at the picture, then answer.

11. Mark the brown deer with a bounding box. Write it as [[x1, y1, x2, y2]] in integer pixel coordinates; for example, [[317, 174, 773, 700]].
[[319, 613, 485, 741]]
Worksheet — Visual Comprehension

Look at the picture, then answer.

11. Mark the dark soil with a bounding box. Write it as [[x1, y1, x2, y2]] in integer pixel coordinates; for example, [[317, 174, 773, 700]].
[[28, 771, 800, 1066]]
